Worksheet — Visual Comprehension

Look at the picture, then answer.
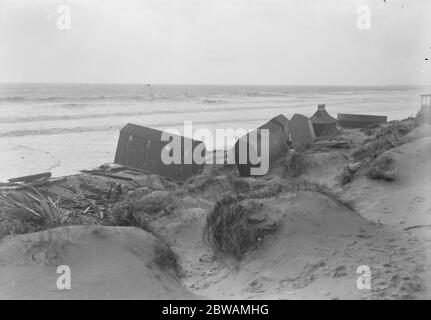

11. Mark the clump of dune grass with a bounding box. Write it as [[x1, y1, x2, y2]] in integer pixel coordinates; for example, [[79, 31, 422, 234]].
[[366, 155, 397, 181], [338, 162, 362, 186], [282, 152, 310, 177], [111, 190, 178, 227], [154, 240, 182, 275], [352, 135, 398, 162], [352, 121, 417, 163], [0, 191, 88, 239], [361, 123, 381, 136], [339, 166, 355, 186], [375, 121, 416, 139], [134, 191, 179, 215], [204, 195, 261, 259], [0, 219, 30, 239], [111, 201, 153, 233]]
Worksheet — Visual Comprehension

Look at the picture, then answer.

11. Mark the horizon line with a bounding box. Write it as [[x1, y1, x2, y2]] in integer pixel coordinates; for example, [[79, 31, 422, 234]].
[[1, 81, 430, 87]]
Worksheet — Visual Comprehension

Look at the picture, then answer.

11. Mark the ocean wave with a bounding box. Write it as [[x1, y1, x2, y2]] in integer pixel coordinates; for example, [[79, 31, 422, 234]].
[[202, 99, 227, 104], [0, 94, 191, 104], [0, 90, 294, 104], [0, 104, 292, 124], [242, 91, 291, 98], [0, 117, 268, 138]]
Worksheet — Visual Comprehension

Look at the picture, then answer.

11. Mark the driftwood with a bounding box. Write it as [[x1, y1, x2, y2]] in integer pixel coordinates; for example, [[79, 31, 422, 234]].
[[0, 176, 120, 228], [0, 177, 66, 192], [313, 140, 350, 148], [80, 164, 127, 175], [86, 172, 134, 181], [0, 164, 141, 234]]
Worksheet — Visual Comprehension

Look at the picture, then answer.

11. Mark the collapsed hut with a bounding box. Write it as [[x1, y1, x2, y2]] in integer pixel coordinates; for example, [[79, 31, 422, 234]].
[[234, 114, 290, 176], [310, 104, 337, 136], [337, 113, 387, 128], [114, 123, 205, 181], [289, 114, 316, 150], [418, 94, 431, 124]]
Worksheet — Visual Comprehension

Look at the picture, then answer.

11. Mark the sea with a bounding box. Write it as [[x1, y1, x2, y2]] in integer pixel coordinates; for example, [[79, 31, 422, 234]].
[[0, 83, 429, 181]]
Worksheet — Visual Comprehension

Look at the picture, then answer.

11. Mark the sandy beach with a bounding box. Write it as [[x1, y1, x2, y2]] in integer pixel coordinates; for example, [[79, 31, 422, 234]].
[[1, 115, 430, 299]]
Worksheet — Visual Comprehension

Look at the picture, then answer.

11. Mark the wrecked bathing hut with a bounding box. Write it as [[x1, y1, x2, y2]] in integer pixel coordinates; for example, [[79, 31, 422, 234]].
[[114, 123, 205, 181], [234, 114, 290, 177], [337, 113, 387, 129], [418, 94, 431, 124], [310, 104, 337, 136], [289, 114, 316, 150]]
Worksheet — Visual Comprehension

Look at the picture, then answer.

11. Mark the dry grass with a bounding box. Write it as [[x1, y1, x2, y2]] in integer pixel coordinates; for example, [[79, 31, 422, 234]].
[[0, 219, 31, 238], [347, 121, 414, 183], [111, 200, 153, 233], [361, 123, 381, 136], [282, 152, 310, 177], [366, 155, 397, 181], [0, 191, 92, 239], [110, 190, 179, 228], [375, 121, 416, 139], [339, 166, 355, 186], [352, 121, 417, 163], [134, 191, 179, 215], [351, 135, 397, 162], [204, 195, 262, 259]]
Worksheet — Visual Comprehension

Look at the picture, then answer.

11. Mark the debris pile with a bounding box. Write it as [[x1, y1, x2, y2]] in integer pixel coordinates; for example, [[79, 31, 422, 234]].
[[1, 182, 102, 234], [0, 168, 136, 237]]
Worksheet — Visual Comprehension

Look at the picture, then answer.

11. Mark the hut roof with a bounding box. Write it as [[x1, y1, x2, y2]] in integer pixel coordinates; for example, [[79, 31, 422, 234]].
[[120, 123, 200, 145], [310, 105, 336, 124], [337, 114, 387, 123], [120, 123, 163, 141], [270, 114, 289, 127]]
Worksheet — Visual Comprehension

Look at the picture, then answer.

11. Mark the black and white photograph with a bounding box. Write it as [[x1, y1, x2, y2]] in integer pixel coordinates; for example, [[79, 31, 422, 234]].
[[0, 0, 431, 304]]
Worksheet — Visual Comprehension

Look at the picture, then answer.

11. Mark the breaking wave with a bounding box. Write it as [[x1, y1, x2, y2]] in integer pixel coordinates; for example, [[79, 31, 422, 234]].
[[0, 104, 296, 124], [0, 117, 267, 138]]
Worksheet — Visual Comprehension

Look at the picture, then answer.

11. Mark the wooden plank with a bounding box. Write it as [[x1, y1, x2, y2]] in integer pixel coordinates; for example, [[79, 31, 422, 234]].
[[8, 172, 51, 183], [87, 172, 134, 181]]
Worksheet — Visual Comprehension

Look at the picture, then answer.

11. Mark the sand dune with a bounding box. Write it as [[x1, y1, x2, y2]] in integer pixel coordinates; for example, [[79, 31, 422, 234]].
[[0, 225, 196, 299], [150, 191, 423, 299], [1, 123, 430, 299]]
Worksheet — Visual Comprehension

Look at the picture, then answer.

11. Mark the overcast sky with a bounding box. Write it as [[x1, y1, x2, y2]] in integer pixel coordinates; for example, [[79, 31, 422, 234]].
[[0, 0, 430, 85]]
